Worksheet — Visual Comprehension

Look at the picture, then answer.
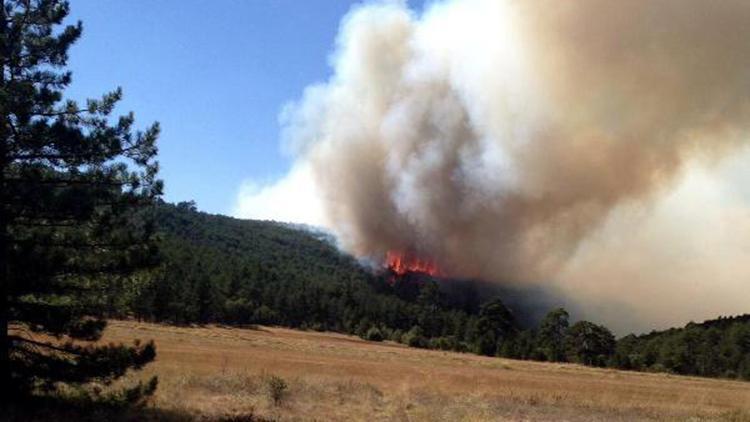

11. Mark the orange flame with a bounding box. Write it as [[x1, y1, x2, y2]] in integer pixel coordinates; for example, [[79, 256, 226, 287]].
[[385, 250, 441, 277]]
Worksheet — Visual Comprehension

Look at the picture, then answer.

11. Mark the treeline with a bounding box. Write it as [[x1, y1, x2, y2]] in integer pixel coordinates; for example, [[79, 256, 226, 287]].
[[489, 310, 750, 381], [115, 202, 750, 381], [613, 315, 750, 379]]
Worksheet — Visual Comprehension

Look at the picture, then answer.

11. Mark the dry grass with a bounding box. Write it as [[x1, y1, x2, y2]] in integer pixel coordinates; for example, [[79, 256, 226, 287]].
[[96, 320, 750, 421]]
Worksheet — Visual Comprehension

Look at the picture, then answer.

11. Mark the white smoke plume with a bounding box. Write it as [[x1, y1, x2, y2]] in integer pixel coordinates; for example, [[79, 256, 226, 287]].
[[237, 0, 750, 333]]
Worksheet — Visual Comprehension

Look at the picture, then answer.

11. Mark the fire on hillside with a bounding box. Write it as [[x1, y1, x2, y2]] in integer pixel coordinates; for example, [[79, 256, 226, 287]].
[[385, 251, 442, 277]]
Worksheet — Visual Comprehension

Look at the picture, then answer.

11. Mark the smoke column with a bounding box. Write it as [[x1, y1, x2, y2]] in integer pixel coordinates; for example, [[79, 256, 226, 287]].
[[251, 0, 750, 332]]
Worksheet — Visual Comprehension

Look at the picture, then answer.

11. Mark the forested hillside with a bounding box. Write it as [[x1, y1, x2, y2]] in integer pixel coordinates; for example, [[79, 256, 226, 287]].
[[118, 202, 750, 381], [127, 201, 483, 343]]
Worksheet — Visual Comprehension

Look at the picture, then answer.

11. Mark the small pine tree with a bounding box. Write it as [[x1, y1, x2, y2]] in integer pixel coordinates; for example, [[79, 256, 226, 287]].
[[266, 375, 287, 406]]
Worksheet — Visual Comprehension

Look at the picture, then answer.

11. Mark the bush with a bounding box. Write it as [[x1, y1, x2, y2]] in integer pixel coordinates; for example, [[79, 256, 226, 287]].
[[365, 327, 384, 342], [253, 305, 279, 325], [740, 356, 750, 381], [648, 363, 668, 374], [390, 329, 404, 343], [224, 298, 255, 324], [403, 326, 428, 349], [266, 375, 287, 406], [355, 318, 372, 338], [380, 327, 394, 339], [408, 334, 428, 349], [429, 336, 457, 351], [453, 341, 470, 353]]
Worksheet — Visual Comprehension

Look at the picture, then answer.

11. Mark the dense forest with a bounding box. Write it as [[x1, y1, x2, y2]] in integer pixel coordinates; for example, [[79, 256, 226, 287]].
[[116, 202, 750, 381], [124, 201, 480, 340]]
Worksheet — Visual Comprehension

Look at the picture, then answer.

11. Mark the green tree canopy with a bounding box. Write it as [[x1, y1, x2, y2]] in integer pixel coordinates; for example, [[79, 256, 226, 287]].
[[474, 297, 516, 356], [565, 321, 615, 367], [537, 308, 569, 362]]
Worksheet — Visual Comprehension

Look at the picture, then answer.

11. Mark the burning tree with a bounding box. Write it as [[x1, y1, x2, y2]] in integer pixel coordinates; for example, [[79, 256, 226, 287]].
[[385, 250, 441, 277]]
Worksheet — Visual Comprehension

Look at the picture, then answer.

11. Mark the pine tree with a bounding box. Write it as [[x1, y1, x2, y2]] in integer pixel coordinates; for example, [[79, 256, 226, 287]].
[[1, 0, 162, 402], [565, 321, 616, 367], [537, 308, 569, 362], [474, 298, 516, 356]]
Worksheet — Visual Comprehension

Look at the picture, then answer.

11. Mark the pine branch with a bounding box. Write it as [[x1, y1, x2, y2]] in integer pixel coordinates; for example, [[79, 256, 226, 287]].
[[9, 335, 82, 356], [3, 177, 131, 187]]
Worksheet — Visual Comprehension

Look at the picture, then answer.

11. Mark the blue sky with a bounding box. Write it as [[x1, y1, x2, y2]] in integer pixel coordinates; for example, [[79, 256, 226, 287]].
[[64, 0, 424, 214]]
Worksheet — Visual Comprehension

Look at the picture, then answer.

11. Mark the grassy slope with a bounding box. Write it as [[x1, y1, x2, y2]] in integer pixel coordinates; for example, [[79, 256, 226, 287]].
[[96, 321, 750, 421]]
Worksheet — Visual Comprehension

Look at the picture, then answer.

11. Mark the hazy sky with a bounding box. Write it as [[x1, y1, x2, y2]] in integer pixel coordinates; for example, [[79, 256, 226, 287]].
[[224, 0, 750, 333], [65, 1, 424, 214]]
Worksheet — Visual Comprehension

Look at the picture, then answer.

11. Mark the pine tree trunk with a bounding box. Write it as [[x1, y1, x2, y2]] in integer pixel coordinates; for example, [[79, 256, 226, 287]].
[[0, 1, 10, 401], [0, 143, 7, 400], [0, 173, 7, 399], [0, 210, 7, 400]]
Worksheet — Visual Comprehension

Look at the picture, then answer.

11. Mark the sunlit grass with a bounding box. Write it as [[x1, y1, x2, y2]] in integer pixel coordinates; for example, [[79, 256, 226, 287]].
[[94, 320, 750, 421]]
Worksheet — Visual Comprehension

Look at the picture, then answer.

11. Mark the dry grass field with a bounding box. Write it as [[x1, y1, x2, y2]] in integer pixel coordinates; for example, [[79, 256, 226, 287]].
[[75, 321, 750, 421]]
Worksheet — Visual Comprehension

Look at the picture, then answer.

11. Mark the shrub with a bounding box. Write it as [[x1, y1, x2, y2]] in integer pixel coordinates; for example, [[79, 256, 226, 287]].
[[365, 327, 384, 342], [453, 341, 470, 353], [648, 363, 668, 374], [430, 336, 457, 351], [266, 375, 287, 406], [403, 326, 429, 349], [740, 356, 750, 381], [224, 298, 255, 324], [380, 327, 394, 339], [253, 305, 279, 325], [408, 334, 428, 349], [355, 318, 371, 338]]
